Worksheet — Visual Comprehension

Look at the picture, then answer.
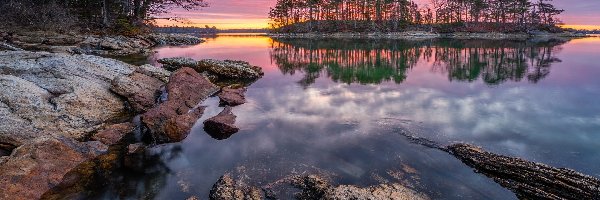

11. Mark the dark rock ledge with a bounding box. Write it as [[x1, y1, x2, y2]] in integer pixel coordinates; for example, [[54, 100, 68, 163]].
[[447, 143, 600, 200]]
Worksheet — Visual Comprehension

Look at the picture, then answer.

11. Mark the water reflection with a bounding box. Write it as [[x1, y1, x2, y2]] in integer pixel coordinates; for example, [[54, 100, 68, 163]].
[[271, 38, 565, 86]]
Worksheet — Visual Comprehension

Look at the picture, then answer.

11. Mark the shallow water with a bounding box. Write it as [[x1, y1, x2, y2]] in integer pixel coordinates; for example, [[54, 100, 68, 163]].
[[97, 35, 600, 199]]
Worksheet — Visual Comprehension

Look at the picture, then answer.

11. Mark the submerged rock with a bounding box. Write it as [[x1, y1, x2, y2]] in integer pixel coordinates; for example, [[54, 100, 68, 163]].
[[111, 72, 164, 113], [218, 86, 247, 106], [291, 175, 429, 200], [447, 143, 600, 200], [141, 67, 219, 143], [91, 122, 135, 145], [203, 106, 240, 140], [209, 173, 263, 200], [0, 135, 108, 200]]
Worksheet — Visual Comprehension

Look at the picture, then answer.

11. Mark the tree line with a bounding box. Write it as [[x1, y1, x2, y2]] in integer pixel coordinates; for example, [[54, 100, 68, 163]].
[[269, 0, 565, 33], [0, 0, 207, 34]]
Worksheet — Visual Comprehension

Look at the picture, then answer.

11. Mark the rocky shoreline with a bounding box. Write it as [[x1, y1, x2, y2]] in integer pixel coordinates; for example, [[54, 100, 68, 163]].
[[269, 31, 588, 40], [0, 31, 203, 56], [0, 33, 599, 199]]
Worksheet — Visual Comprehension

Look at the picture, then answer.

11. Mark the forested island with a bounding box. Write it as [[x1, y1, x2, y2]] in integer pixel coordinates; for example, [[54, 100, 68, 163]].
[[269, 0, 570, 34]]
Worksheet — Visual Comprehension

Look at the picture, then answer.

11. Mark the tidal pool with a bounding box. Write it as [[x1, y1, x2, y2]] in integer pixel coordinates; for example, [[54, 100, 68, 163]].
[[92, 35, 600, 199]]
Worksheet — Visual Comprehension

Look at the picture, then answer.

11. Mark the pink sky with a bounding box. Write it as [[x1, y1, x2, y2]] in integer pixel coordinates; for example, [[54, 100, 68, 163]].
[[157, 0, 600, 29]]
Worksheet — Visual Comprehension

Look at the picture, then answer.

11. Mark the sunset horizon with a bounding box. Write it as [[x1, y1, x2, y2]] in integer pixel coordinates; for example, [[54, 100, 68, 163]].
[[155, 0, 600, 30]]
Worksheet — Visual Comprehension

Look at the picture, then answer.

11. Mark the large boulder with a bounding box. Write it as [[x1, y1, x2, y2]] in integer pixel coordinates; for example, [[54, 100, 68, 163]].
[[447, 144, 600, 200], [203, 106, 240, 140], [157, 57, 199, 71], [141, 67, 219, 143], [0, 135, 108, 200], [0, 51, 137, 146], [111, 72, 164, 113]]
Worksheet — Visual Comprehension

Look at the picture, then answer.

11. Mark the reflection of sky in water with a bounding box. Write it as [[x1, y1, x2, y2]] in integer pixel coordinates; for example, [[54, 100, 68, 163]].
[[146, 36, 600, 199]]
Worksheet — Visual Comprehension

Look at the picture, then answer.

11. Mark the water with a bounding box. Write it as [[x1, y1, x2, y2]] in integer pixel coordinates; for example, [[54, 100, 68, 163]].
[[97, 35, 600, 199]]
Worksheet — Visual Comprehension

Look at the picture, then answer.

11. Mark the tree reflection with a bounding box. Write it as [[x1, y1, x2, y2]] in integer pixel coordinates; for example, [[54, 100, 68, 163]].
[[270, 38, 566, 86]]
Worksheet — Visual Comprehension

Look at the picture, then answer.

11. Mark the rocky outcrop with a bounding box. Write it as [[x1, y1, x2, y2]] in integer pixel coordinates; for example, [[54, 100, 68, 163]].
[[0, 135, 108, 200], [3, 31, 203, 56], [91, 122, 135, 145], [157, 57, 199, 71], [141, 67, 219, 143], [134, 64, 171, 83], [209, 173, 263, 200], [447, 144, 600, 200], [158, 57, 264, 81], [291, 175, 429, 200], [218, 86, 247, 106], [203, 106, 240, 140], [0, 51, 137, 145], [111, 72, 164, 113], [147, 33, 204, 46]]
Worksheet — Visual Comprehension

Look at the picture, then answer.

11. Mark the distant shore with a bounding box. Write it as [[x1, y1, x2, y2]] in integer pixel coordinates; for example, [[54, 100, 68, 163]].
[[268, 31, 588, 40]]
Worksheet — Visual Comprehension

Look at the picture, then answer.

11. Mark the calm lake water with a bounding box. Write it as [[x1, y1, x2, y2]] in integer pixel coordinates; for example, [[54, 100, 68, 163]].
[[94, 35, 600, 199]]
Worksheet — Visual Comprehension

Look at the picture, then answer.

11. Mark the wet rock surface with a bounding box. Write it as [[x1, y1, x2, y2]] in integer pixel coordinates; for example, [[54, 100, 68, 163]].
[[141, 67, 219, 143], [209, 173, 264, 200], [291, 175, 429, 200], [91, 122, 135, 145], [158, 57, 264, 81], [218, 86, 247, 106], [111, 72, 164, 113], [0, 135, 108, 200], [447, 143, 600, 200], [203, 106, 240, 140]]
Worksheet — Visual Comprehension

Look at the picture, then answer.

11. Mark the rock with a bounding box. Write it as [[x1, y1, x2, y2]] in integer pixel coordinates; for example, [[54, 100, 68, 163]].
[[0, 135, 108, 200], [447, 143, 600, 200], [218, 86, 247, 106], [141, 67, 219, 143], [197, 59, 264, 80], [0, 42, 24, 51], [147, 33, 204, 46], [91, 122, 135, 145], [209, 173, 263, 200], [157, 57, 199, 71], [157, 57, 265, 80], [291, 175, 429, 200], [0, 51, 136, 146], [111, 72, 164, 113], [203, 106, 240, 140], [124, 143, 146, 171], [135, 64, 171, 83]]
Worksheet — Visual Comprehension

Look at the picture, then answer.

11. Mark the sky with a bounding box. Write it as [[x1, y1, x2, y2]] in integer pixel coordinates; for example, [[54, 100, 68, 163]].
[[156, 0, 600, 30]]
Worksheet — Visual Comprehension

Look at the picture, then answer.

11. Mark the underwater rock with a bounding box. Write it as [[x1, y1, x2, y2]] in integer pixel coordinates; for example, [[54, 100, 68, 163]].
[[291, 175, 429, 200], [218, 86, 247, 106], [447, 143, 600, 200], [0, 135, 108, 200], [203, 106, 239, 140], [91, 122, 135, 145], [141, 67, 219, 143], [209, 173, 263, 200], [111, 72, 164, 113]]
